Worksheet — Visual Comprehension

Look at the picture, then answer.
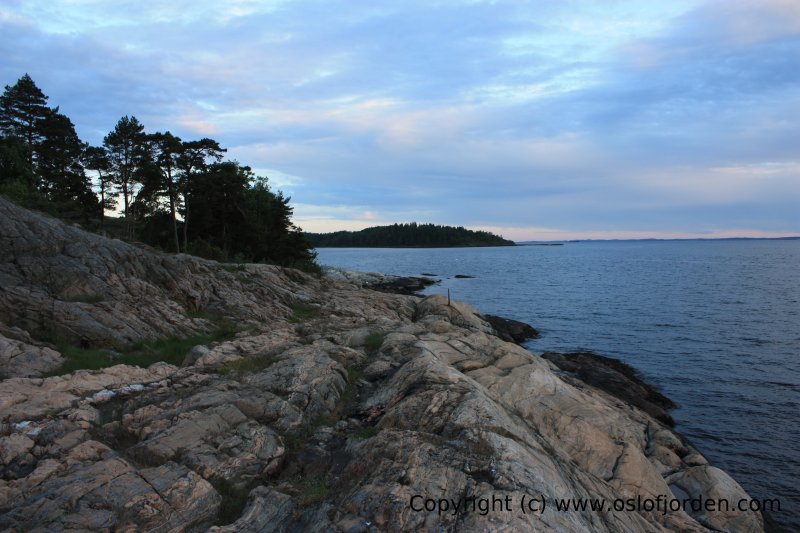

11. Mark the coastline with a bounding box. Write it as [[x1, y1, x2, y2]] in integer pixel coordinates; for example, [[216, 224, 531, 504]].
[[0, 198, 767, 531], [316, 242, 797, 532]]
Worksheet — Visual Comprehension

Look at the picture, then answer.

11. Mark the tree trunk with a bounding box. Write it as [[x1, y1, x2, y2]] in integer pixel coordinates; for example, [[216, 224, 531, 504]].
[[99, 175, 105, 230], [182, 193, 189, 252], [122, 177, 131, 239], [167, 173, 179, 253]]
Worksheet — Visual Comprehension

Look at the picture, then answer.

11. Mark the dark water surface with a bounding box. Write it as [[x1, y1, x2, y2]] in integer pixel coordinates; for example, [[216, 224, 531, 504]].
[[316, 240, 800, 530]]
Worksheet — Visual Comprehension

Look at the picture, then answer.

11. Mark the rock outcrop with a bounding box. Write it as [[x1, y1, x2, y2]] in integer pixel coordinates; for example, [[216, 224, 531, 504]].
[[0, 323, 63, 378], [0, 198, 764, 532], [542, 351, 676, 427], [324, 267, 437, 296], [482, 313, 540, 344]]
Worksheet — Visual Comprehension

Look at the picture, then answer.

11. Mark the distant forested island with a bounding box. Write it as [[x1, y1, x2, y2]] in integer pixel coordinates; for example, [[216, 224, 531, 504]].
[[306, 223, 515, 248]]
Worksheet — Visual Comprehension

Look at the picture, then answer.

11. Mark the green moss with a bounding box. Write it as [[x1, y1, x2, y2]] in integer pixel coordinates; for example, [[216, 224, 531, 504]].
[[187, 310, 239, 337], [288, 302, 319, 323], [221, 263, 247, 273], [50, 346, 114, 373], [219, 353, 277, 376], [364, 331, 385, 352], [295, 475, 329, 507], [45, 317, 240, 376]]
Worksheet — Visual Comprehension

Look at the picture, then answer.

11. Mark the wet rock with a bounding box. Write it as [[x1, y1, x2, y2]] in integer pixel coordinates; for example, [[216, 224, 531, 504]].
[[482, 313, 540, 344], [367, 276, 436, 295], [324, 267, 437, 295], [542, 351, 676, 426]]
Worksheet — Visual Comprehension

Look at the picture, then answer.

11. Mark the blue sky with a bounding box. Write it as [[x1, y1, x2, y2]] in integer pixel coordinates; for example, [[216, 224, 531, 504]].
[[2, 0, 799, 240]]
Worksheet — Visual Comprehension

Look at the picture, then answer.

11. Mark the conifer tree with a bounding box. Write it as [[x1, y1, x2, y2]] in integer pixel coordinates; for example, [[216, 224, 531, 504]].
[[176, 138, 225, 251], [0, 74, 50, 166], [103, 116, 149, 238], [83, 145, 116, 226], [150, 131, 183, 252], [0, 136, 35, 190], [37, 110, 91, 203]]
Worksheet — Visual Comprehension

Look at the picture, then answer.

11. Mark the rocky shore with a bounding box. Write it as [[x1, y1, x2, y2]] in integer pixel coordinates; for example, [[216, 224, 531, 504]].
[[0, 198, 764, 532]]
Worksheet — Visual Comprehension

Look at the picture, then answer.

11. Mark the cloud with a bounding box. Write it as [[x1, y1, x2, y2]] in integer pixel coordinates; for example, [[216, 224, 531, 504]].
[[1, 0, 798, 237], [473, 225, 800, 242]]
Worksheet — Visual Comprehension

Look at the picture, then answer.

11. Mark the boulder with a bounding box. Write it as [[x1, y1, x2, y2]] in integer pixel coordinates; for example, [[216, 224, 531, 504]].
[[482, 313, 540, 343]]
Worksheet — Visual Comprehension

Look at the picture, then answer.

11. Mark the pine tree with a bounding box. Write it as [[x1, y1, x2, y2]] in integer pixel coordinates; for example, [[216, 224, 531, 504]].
[[176, 138, 225, 251], [150, 131, 183, 252], [0, 74, 50, 166], [103, 116, 149, 238], [83, 145, 116, 226], [186, 161, 251, 257], [0, 136, 36, 190], [37, 109, 91, 203]]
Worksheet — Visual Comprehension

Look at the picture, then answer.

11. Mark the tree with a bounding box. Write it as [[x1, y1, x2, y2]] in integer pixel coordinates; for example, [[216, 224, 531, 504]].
[[241, 177, 315, 265], [176, 138, 225, 251], [0, 136, 36, 190], [1, 74, 317, 269], [0, 74, 50, 166], [83, 145, 116, 226], [150, 131, 183, 252], [186, 161, 251, 257], [37, 109, 96, 221], [103, 116, 149, 238]]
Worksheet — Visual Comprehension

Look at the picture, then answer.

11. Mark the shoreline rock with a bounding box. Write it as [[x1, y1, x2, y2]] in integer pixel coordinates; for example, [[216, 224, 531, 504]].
[[542, 351, 677, 427], [323, 266, 438, 295], [0, 198, 765, 532], [482, 314, 540, 344]]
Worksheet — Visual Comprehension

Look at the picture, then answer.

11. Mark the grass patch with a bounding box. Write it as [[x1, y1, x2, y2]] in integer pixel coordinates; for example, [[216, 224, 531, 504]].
[[219, 353, 278, 376], [364, 331, 385, 352], [186, 310, 239, 337], [45, 317, 240, 376], [295, 475, 329, 507], [221, 263, 247, 273], [49, 346, 120, 374], [288, 302, 319, 323]]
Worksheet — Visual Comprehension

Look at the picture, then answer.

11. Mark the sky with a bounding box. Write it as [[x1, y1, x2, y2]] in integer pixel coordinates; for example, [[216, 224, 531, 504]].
[[2, 0, 799, 241]]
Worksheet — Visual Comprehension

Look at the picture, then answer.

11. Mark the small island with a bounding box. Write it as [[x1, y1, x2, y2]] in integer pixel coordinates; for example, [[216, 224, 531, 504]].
[[306, 222, 515, 248]]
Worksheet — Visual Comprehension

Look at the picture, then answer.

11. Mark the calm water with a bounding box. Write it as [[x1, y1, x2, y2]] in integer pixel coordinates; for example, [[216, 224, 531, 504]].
[[316, 240, 800, 530]]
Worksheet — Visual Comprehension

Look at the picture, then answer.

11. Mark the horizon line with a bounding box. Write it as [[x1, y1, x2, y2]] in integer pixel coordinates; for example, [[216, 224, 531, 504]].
[[516, 236, 800, 243]]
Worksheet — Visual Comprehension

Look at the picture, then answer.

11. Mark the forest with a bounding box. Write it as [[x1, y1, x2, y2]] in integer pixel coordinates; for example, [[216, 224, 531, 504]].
[[306, 223, 515, 247], [0, 74, 316, 269]]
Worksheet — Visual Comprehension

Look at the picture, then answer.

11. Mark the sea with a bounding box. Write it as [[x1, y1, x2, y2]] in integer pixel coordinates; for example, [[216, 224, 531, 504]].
[[316, 240, 800, 531]]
